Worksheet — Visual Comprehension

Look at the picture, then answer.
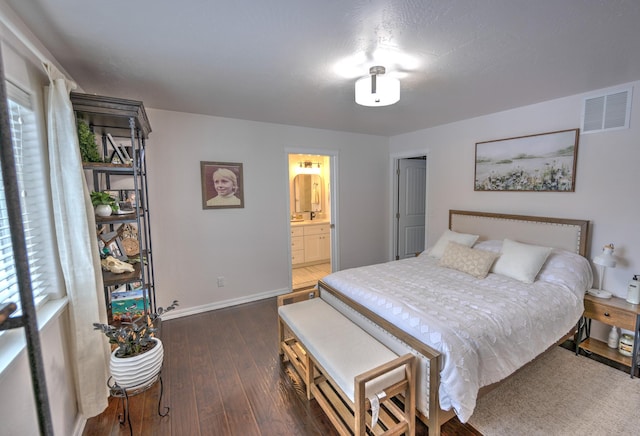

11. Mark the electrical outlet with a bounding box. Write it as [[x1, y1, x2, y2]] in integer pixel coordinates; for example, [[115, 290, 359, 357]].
[[217, 276, 225, 287]]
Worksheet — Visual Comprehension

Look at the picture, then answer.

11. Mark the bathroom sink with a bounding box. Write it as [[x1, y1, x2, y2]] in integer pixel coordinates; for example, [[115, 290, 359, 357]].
[[290, 219, 330, 225]]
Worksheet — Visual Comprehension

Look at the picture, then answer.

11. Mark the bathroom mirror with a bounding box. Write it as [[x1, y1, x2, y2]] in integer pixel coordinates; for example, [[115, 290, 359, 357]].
[[293, 174, 322, 213]]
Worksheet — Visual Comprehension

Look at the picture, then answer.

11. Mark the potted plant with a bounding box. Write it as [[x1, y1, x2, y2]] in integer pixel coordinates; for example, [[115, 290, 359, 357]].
[[90, 191, 118, 217], [94, 300, 178, 389], [77, 119, 102, 162]]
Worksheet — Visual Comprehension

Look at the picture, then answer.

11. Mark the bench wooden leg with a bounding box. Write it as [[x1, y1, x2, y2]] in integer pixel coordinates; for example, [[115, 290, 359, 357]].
[[354, 388, 365, 436], [406, 355, 417, 436], [277, 317, 285, 359], [305, 353, 314, 400], [354, 353, 416, 436]]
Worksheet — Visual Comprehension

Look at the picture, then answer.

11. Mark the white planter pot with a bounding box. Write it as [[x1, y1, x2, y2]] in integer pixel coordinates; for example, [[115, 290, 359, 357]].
[[110, 338, 164, 389], [95, 204, 113, 217]]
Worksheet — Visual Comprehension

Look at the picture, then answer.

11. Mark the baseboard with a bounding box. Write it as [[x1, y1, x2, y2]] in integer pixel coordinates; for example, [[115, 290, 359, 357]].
[[160, 287, 291, 321]]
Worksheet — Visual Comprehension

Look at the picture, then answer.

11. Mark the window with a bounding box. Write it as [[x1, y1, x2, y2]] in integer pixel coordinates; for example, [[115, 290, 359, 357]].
[[0, 80, 58, 317]]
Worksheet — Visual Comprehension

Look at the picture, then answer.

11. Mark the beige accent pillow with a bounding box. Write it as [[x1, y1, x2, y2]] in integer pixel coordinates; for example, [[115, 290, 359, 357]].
[[438, 241, 499, 279], [492, 238, 552, 283], [428, 229, 480, 259]]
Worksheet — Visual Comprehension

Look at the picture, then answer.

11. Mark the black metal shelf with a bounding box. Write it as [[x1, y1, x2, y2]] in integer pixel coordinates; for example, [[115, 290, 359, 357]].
[[70, 92, 151, 139], [73, 92, 156, 325], [95, 210, 144, 225]]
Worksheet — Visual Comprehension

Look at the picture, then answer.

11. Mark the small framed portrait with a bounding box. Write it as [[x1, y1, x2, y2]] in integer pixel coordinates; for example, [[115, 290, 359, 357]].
[[201, 161, 244, 209]]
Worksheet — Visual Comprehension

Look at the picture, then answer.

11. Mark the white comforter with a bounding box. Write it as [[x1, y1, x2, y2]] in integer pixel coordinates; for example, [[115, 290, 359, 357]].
[[321, 249, 591, 422]]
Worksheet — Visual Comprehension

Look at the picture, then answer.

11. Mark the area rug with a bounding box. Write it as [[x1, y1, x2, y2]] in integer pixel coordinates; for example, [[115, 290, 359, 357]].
[[467, 346, 640, 436]]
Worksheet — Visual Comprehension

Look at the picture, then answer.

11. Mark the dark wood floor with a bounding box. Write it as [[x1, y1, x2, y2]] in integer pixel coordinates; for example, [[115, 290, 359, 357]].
[[83, 297, 481, 435]]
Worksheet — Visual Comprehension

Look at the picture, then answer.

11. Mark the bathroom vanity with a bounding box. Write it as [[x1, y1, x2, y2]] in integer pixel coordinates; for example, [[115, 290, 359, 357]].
[[291, 221, 330, 266]]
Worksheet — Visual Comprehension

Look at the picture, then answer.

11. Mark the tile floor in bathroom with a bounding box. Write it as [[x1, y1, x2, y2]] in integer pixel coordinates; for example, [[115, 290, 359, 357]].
[[292, 262, 331, 290]]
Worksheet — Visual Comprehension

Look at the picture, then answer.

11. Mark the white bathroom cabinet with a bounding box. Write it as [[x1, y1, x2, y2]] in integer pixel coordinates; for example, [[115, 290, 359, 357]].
[[291, 223, 330, 266]]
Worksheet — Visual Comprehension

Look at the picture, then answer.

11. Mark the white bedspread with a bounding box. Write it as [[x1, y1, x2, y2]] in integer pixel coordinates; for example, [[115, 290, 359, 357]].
[[321, 254, 587, 422]]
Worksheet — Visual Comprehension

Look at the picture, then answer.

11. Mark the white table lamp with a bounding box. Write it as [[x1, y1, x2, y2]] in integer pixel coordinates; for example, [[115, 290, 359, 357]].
[[593, 243, 617, 290]]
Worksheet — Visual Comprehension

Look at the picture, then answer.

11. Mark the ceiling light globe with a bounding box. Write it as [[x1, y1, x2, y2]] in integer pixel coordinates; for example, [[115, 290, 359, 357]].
[[355, 75, 400, 107]]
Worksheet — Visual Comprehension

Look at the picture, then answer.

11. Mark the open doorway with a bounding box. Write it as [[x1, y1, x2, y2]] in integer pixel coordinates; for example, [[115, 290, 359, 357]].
[[287, 153, 333, 290], [393, 156, 427, 259]]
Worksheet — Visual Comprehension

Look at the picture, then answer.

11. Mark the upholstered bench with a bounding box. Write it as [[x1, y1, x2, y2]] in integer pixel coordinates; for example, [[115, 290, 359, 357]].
[[278, 290, 416, 435]]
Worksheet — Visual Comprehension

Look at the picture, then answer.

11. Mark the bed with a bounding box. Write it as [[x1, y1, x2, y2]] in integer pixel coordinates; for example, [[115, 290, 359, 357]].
[[317, 210, 592, 435]]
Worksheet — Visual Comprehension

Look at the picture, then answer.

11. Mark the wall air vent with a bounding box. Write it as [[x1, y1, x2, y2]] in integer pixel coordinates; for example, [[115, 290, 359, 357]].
[[581, 85, 633, 134]]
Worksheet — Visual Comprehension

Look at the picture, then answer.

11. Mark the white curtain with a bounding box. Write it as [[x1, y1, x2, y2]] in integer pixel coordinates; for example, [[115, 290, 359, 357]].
[[44, 63, 110, 417]]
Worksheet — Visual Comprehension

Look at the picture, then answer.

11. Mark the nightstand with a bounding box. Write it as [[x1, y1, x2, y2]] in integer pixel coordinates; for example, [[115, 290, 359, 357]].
[[576, 293, 640, 377]]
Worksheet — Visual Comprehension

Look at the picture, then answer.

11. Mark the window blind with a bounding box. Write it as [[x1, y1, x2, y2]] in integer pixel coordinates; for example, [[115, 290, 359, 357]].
[[0, 80, 53, 316]]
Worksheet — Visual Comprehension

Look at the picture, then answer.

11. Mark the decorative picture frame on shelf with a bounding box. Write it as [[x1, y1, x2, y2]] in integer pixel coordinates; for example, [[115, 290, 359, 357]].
[[122, 146, 134, 163], [107, 133, 131, 165], [474, 128, 579, 192], [107, 238, 127, 261], [201, 161, 244, 209], [99, 230, 128, 261]]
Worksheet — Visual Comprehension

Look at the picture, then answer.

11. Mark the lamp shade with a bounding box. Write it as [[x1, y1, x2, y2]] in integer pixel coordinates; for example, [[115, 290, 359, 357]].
[[593, 244, 617, 268], [593, 254, 616, 268], [355, 73, 400, 107]]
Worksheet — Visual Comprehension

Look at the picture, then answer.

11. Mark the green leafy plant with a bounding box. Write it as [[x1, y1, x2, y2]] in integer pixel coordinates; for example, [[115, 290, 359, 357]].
[[93, 300, 179, 358], [77, 119, 102, 162], [90, 191, 119, 212]]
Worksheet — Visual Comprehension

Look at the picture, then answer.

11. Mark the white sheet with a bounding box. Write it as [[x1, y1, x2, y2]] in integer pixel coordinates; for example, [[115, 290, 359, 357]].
[[321, 254, 588, 422]]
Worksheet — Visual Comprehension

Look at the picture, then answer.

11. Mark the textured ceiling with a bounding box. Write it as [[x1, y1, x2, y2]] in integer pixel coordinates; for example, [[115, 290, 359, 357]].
[[4, 0, 640, 136]]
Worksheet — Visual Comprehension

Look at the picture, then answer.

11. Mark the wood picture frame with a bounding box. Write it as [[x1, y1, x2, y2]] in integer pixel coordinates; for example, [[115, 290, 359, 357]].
[[474, 128, 579, 192], [201, 161, 244, 209]]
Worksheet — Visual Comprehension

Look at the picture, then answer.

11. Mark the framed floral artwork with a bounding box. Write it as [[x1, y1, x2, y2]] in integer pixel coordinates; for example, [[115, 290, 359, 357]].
[[474, 129, 579, 191]]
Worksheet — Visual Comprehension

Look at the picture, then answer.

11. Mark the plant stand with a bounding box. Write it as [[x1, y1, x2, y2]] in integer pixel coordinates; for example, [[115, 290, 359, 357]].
[[108, 373, 169, 435]]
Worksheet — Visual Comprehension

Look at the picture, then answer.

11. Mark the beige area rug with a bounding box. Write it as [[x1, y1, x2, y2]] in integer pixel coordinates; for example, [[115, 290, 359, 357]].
[[468, 346, 640, 436]]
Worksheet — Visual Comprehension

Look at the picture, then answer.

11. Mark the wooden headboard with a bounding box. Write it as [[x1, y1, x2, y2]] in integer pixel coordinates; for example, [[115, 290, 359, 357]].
[[449, 210, 590, 257]]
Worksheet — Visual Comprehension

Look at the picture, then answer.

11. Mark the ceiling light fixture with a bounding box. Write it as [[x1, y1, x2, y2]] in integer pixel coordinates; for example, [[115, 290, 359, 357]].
[[355, 66, 400, 107], [297, 161, 321, 175]]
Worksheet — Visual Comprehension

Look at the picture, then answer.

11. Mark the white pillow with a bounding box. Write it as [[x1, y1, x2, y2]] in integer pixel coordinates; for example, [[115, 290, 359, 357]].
[[492, 238, 552, 283], [537, 248, 593, 297], [472, 239, 502, 253], [427, 229, 479, 259]]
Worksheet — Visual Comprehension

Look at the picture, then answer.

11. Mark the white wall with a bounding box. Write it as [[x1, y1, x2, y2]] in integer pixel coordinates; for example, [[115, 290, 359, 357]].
[[390, 81, 640, 338], [145, 110, 390, 317], [0, 312, 78, 436]]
